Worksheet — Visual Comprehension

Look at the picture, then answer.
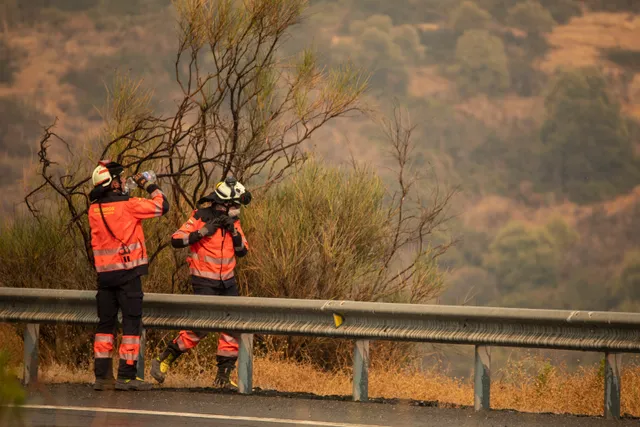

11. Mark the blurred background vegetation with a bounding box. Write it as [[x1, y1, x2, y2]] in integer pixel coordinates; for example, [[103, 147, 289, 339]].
[[0, 0, 639, 377]]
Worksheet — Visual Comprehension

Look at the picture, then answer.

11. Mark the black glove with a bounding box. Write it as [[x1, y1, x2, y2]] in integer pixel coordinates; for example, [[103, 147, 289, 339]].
[[133, 173, 150, 191], [220, 215, 236, 233], [198, 217, 223, 238]]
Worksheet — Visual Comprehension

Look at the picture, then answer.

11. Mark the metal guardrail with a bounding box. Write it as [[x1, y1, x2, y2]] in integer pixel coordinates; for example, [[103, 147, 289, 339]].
[[2, 287, 640, 419]]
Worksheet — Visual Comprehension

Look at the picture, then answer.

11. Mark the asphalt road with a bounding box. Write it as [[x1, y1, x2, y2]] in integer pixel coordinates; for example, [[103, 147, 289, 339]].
[[8, 384, 638, 427]]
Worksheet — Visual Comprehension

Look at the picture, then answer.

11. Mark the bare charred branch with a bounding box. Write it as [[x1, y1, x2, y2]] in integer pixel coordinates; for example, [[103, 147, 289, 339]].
[[25, 0, 367, 294]]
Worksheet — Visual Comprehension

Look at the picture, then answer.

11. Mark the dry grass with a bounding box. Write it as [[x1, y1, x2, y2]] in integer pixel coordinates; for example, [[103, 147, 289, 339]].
[[0, 325, 22, 366], [18, 354, 639, 417], [541, 12, 640, 74], [463, 184, 640, 233], [453, 95, 545, 130], [407, 66, 455, 99]]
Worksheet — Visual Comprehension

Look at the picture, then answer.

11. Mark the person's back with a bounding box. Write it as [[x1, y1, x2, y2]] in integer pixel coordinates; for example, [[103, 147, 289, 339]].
[[89, 177, 167, 283], [88, 160, 169, 391]]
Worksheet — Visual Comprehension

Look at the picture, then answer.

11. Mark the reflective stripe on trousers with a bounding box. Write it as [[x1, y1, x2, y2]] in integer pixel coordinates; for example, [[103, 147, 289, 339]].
[[119, 335, 140, 366], [174, 330, 202, 352], [94, 333, 114, 359], [217, 333, 239, 358]]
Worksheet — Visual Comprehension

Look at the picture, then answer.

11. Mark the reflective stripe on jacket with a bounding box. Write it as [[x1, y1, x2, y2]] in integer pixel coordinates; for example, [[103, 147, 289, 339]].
[[171, 210, 249, 282]]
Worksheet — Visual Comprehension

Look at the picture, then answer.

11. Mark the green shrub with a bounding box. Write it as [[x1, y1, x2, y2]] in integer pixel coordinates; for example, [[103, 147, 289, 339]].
[[484, 221, 558, 293], [0, 96, 45, 157], [0, 213, 95, 290], [419, 28, 458, 64], [539, 67, 640, 203], [332, 15, 425, 94], [454, 29, 510, 96], [475, 0, 521, 22], [239, 161, 388, 301], [0, 96, 47, 186], [449, 1, 492, 33], [0, 0, 99, 28], [508, 46, 546, 96], [604, 48, 640, 73], [611, 251, 640, 302], [357, 0, 429, 24], [582, 0, 640, 13], [507, 1, 556, 35], [539, 0, 582, 25]]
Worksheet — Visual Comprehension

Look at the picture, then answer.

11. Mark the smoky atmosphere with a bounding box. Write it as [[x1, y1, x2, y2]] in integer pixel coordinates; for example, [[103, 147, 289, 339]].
[[1, 0, 640, 425]]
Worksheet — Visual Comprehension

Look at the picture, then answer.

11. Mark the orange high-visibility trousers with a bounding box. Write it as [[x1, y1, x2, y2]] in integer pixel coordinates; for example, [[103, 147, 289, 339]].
[[171, 281, 240, 359]]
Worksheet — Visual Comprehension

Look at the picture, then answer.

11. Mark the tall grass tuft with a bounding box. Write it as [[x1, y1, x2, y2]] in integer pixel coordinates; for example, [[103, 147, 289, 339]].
[[239, 161, 390, 301], [0, 213, 94, 290]]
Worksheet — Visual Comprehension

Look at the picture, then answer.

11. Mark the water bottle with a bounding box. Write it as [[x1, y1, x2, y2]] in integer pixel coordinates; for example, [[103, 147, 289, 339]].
[[125, 170, 157, 192]]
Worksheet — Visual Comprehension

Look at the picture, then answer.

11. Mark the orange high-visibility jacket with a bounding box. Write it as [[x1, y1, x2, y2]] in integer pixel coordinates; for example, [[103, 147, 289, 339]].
[[89, 186, 168, 285], [171, 210, 248, 283]]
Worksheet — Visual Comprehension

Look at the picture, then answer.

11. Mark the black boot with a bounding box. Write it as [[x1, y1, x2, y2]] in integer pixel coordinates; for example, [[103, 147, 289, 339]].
[[94, 357, 114, 391], [150, 344, 182, 384], [213, 356, 238, 391], [115, 377, 153, 391], [93, 376, 115, 391]]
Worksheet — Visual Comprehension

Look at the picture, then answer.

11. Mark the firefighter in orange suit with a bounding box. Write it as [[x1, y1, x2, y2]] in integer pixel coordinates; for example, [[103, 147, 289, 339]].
[[88, 160, 169, 391], [151, 176, 251, 390]]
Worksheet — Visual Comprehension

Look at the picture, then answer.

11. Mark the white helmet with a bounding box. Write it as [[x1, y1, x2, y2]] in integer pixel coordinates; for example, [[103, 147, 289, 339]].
[[197, 176, 252, 206], [91, 160, 124, 188], [215, 177, 246, 201]]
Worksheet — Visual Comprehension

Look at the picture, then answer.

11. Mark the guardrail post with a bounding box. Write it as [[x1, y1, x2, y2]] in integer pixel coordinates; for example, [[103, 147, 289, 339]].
[[137, 328, 146, 380], [474, 345, 491, 411], [604, 352, 621, 420], [23, 323, 39, 386], [353, 339, 369, 402], [238, 333, 253, 394]]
